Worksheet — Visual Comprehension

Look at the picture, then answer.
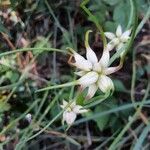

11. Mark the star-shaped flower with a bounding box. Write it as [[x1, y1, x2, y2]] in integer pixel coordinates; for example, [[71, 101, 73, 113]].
[[60, 100, 88, 126], [68, 30, 121, 99], [104, 25, 131, 52]]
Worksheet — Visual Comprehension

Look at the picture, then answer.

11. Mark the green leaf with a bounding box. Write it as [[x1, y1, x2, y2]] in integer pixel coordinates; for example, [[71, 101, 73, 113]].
[[76, 92, 85, 106], [50, 104, 60, 119], [34, 36, 52, 54], [133, 125, 150, 150], [102, 0, 119, 6], [136, 0, 149, 14], [113, 1, 130, 28], [104, 21, 117, 32], [93, 104, 110, 131], [6, 71, 19, 83], [0, 101, 10, 113], [89, 1, 107, 24], [109, 116, 123, 133], [113, 79, 127, 92]]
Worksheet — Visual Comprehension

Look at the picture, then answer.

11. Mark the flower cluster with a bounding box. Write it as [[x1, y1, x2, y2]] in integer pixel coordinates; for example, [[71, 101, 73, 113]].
[[68, 30, 124, 99], [60, 25, 131, 126], [60, 100, 88, 126]]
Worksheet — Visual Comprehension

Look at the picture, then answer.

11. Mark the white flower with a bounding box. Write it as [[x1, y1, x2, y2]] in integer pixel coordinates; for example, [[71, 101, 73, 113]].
[[69, 30, 121, 99], [105, 25, 131, 51], [25, 113, 32, 123], [60, 100, 88, 126]]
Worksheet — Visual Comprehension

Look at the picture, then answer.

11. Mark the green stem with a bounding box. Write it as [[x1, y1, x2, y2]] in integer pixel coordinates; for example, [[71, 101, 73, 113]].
[[127, 0, 135, 29], [83, 91, 110, 109], [131, 48, 136, 107], [0, 99, 40, 135], [135, 6, 150, 36], [108, 80, 150, 150], [0, 47, 68, 57], [36, 81, 78, 92], [121, 0, 138, 62], [80, 0, 107, 48], [26, 100, 75, 141]]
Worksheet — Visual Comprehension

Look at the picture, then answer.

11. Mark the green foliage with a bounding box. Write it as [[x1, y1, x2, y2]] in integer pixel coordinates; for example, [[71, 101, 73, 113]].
[[33, 36, 52, 55], [104, 21, 117, 32], [6, 71, 19, 83], [113, 1, 130, 28], [113, 79, 127, 92], [94, 104, 110, 131], [0, 0, 149, 149], [0, 101, 10, 113], [102, 0, 120, 6], [93, 99, 118, 131], [136, 0, 149, 14]]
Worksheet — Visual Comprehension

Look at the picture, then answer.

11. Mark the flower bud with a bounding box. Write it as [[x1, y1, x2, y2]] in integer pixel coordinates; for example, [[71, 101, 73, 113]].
[[63, 111, 76, 125], [98, 75, 114, 93]]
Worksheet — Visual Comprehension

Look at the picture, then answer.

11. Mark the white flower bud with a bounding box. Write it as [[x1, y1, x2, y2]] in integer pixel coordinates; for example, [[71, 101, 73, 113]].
[[63, 111, 76, 125], [116, 25, 122, 37], [78, 71, 99, 86], [98, 75, 114, 93]]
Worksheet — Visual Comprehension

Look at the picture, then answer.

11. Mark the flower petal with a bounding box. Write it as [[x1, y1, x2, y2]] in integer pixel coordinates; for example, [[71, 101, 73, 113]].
[[86, 84, 98, 99], [120, 29, 131, 42], [73, 52, 92, 71], [60, 100, 68, 109], [98, 75, 114, 93], [104, 66, 121, 75], [104, 32, 116, 40], [74, 71, 86, 76], [73, 105, 88, 114], [78, 71, 99, 86], [105, 42, 115, 51], [99, 49, 110, 68], [63, 111, 76, 125], [116, 25, 122, 37], [85, 30, 98, 64], [86, 47, 98, 64], [63, 100, 68, 106]]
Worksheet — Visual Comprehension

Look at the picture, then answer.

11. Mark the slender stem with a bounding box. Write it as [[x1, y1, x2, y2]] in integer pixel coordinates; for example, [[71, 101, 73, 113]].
[[135, 6, 150, 36], [36, 81, 78, 92], [0, 99, 40, 135], [127, 0, 135, 29], [83, 91, 110, 109], [26, 100, 75, 141], [131, 48, 136, 106], [0, 47, 68, 57], [80, 0, 107, 48], [108, 80, 150, 150], [121, 0, 138, 62]]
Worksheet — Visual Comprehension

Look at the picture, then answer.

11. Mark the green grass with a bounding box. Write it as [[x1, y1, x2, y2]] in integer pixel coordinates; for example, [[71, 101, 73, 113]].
[[0, 0, 149, 149]]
